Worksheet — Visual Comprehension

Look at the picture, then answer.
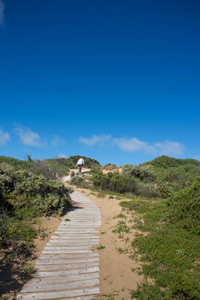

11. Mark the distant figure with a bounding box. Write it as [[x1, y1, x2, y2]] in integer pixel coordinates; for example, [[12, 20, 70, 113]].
[[77, 157, 84, 174]]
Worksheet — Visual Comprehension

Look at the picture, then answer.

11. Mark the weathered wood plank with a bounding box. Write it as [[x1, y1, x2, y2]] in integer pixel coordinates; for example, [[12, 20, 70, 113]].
[[33, 266, 100, 277], [38, 253, 99, 260], [46, 240, 98, 244], [51, 235, 99, 238], [36, 257, 99, 265], [43, 246, 94, 251], [21, 273, 99, 288], [17, 286, 100, 299], [21, 278, 99, 293], [42, 249, 92, 254], [35, 262, 99, 271]]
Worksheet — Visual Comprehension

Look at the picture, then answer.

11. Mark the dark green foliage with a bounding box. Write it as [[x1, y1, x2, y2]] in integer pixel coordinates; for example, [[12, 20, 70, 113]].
[[167, 176, 200, 234], [0, 159, 72, 250], [148, 155, 200, 169], [90, 169, 159, 197], [131, 281, 168, 300], [45, 155, 101, 169], [69, 155, 101, 169], [122, 164, 156, 182], [0, 216, 36, 246], [91, 170, 136, 194], [132, 226, 200, 299], [124, 196, 200, 299], [0, 156, 33, 170], [45, 157, 76, 169], [0, 163, 71, 216]]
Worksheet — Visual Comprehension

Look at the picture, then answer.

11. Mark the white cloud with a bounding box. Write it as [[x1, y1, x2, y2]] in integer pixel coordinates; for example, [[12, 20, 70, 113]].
[[51, 135, 65, 147], [113, 137, 150, 153], [78, 134, 111, 146], [15, 125, 45, 147], [58, 153, 67, 158], [0, 129, 10, 145], [78, 134, 185, 156], [154, 140, 185, 156], [0, 0, 5, 25]]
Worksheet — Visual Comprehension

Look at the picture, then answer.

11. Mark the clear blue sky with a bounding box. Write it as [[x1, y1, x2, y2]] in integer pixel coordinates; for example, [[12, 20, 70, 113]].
[[0, 0, 200, 165]]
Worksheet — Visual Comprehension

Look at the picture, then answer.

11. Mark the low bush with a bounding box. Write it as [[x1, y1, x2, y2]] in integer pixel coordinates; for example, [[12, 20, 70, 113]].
[[0, 161, 72, 250], [70, 176, 90, 189], [167, 176, 200, 234], [122, 164, 155, 182], [91, 170, 136, 194], [149, 155, 200, 169], [123, 195, 200, 299]]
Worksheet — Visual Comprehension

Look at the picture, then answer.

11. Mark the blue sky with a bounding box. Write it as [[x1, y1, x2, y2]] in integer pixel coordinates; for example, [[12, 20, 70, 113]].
[[0, 0, 200, 166]]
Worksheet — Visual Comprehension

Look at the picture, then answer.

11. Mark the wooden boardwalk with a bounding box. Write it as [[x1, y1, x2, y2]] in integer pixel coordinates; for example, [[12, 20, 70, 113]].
[[17, 191, 101, 300]]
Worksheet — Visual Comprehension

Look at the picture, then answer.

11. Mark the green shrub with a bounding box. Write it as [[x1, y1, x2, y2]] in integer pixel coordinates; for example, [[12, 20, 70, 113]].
[[104, 163, 118, 168], [135, 181, 158, 198], [91, 170, 136, 194], [149, 155, 200, 169], [0, 162, 72, 217], [68, 155, 101, 169], [167, 176, 200, 234], [157, 184, 172, 198], [70, 176, 90, 188], [0, 156, 33, 170], [122, 164, 155, 182]]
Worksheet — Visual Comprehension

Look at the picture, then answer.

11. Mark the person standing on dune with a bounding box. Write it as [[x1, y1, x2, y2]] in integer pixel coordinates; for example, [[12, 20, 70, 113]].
[[77, 157, 84, 174]]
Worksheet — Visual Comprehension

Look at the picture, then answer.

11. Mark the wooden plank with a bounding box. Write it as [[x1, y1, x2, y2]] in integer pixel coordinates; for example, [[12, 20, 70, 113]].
[[33, 267, 100, 277], [39, 253, 99, 260], [17, 286, 100, 299], [22, 273, 99, 285], [47, 241, 99, 245], [42, 250, 92, 254], [21, 278, 99, 293], [36, 257, 99, 265], [35, 262, 99, 271], [44, 246, 94, 250], [46, 239, 99, 244]]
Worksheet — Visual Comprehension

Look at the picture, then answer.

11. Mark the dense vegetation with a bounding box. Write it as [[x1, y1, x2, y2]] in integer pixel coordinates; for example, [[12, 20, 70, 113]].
[[0, 156, 72, 273], [1, 154, 200, 299], [78, 156, 200, 199], [45, 155, 101, 169], [119, 178, 200, 299], [70, 155, 200, 299]]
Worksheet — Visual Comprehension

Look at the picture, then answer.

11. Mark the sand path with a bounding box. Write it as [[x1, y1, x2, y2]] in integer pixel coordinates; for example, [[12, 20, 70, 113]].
[[74, 188, 143, 300]]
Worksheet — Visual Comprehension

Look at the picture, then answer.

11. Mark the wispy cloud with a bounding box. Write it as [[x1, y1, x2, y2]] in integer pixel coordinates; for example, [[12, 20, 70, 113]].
[[0, 0, 5, 26], [0, 129, 10, 145], [51, 135, 65, 147], [14, 124, 45, 147], [154, 141, 185, 156], [78, 134, 111, 146], [113, 137, 152, 153], [78, 134, 185, 156]]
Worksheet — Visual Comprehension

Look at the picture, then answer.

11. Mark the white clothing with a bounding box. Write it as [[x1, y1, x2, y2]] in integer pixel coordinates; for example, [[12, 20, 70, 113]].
[[77, 158, 84, 165]]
